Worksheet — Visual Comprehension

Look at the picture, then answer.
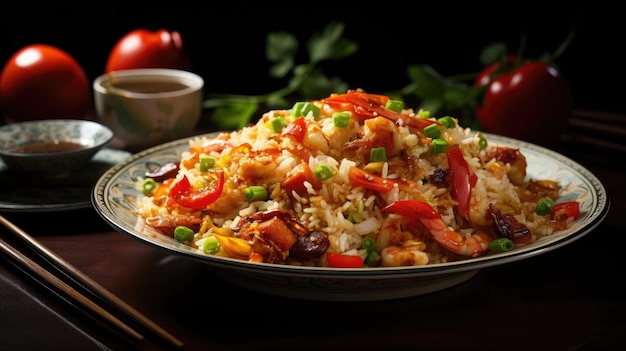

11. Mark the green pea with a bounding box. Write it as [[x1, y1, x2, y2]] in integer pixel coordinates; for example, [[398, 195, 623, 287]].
[[203, 237, 221, 254], [535, 197, 554, 216], [174, 226, 194, 243]]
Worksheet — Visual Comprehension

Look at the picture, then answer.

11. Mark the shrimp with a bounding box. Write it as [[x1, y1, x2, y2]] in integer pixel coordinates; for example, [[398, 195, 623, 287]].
[[382, 200, 493, 257], [418, 215, 492, 257], [381, 240, 429, 267], [145, 213, 203, 237], [344, 116, 403, 160], [303, 121, 330, 154], [484, 146, 527, 186], [375, 215, 419, 253]]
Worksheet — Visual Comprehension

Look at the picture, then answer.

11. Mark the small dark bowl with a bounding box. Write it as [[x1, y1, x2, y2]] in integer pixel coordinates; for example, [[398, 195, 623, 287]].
[[0, 119, 114, 178]]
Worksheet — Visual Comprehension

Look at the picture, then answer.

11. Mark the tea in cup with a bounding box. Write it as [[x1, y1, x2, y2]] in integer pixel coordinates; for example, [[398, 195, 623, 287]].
[[93, 68, 204, 152]]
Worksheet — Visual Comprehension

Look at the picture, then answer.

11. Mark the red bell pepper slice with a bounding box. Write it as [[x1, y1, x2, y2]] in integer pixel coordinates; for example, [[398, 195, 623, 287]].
[[348, 166, 397, 193], [551, 201, 580, 221], [323, 91, 439, 129], [381, 200, 441, 221], [326, 252, 364, 268], [169, 172, 225, 210], [447, 147, 477, 221]]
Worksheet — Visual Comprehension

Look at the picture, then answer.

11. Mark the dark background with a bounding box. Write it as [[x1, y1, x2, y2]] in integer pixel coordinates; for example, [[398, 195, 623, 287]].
[[1, 7, 623, 115]]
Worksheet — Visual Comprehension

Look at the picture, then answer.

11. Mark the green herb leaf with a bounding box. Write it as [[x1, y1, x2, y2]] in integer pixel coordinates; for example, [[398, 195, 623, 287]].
[[308, 22, 358, 62], [203, 21, 356, 130], [209, 101, 258, 130]]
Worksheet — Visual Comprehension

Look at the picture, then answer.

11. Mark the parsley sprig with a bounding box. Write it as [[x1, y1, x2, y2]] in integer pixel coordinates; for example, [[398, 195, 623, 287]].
[[202, 21, 358, 130]]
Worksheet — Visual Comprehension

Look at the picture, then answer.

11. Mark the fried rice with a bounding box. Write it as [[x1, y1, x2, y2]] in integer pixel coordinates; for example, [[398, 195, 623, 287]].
[[135, 89, 579, 268]]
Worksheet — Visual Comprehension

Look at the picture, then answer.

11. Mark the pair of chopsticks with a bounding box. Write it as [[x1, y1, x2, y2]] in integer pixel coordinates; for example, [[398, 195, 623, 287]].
[[0, 214, 183, 349]]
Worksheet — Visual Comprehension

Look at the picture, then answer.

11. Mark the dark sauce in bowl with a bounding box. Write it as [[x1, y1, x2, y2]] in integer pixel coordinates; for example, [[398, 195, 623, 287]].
[[10, 140, 87, 154]]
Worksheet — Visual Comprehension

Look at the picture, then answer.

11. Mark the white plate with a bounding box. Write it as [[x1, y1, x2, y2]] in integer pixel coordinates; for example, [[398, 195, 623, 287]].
[[92, 133, 609, 301], [0, 148, 131, 212]]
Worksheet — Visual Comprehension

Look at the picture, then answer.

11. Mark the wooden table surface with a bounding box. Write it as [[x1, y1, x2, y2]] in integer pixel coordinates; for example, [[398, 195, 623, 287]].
[[0, 111, 625, 350]]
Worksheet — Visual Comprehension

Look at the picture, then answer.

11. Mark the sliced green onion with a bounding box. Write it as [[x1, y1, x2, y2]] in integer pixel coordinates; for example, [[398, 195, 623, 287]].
[[535, 197, 554, 215], [417, 110, 430, 119], [364, 250, 380, 266], [292, 101, 320, 119], [269, 117, 287, 133], [203, 236, 220, 254], [362, 237, 376, 252], [385, 99, 403, 113], [332, 112, 350, 128], [370, 147, 387, 162], [199, 157, 215, 172], [437, 116, 456, 129], [174, 226, 195, 243], [245, 186, 268, 201], [478, 135, 488, 150], [489, 238, 514, 253], [347, 201, 365, 223], [424, 124, 441, 139], [430, 138, 448, 154], [314, 165, 333, 181], [141, 178, 157, 196]]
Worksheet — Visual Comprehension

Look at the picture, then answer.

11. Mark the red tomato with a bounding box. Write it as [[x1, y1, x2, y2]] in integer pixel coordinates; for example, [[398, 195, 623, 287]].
[[105, 29, 192, 73], [474, 57, 573, 142], [0, 44, 90, 122]]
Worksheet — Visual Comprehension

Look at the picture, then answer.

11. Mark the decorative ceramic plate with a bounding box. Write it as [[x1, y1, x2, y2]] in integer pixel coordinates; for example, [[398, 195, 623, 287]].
[[0, 148, 131, 212], [92, 133, 609, 301]]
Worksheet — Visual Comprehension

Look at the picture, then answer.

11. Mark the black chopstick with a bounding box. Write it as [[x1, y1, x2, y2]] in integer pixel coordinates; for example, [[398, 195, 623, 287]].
[[0, 214, 184, 349], [0, 235, 143, 342]]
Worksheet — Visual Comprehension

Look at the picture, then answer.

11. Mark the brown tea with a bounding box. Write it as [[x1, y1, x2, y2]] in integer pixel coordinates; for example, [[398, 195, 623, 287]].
[[110, 79, 189, 94]]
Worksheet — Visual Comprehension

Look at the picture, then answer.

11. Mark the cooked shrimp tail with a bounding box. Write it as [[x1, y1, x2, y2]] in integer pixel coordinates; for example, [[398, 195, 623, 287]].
[[382, 200, 492, 257]]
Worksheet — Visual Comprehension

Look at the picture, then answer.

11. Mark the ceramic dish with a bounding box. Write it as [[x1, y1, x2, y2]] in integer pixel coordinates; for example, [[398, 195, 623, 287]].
[[92, 132, 609, 301], [0, 148, 131, 212], [0, 119, 114, 177]]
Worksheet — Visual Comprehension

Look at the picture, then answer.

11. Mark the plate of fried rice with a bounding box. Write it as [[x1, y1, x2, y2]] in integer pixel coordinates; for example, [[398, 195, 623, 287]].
[[93, 90, 609, 301]]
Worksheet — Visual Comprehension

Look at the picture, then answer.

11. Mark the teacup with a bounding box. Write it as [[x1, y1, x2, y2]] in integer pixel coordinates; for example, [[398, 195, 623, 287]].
[[93, 68, 204, 152]]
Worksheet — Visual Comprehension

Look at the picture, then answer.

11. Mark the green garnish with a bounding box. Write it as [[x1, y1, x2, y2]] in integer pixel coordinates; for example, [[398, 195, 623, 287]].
[[417, 110, 431, 119], [174, 226, 195, 243], [362, 237, 376, 252], [141, 178, 157, 196], [332, 112, 350, 128], [437, 116, 456, 129], [535, 197, 554, 215], [369, 147, 387, 162], [478, 135, 488, 150], [203, 22, 357, 130], [199, 157, 215, 172], [365, 250, 380, 266], [245, 186, 268, 201], [489, 238, 514, 253], [385, 99, 403, 113], [430, 138, 448, 154], [314, 165, 333, 181], [292, 101, 320, 119], [203, 237, 221, 254], [269, 117, 287, 133], [424, 124, 441, 139]]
